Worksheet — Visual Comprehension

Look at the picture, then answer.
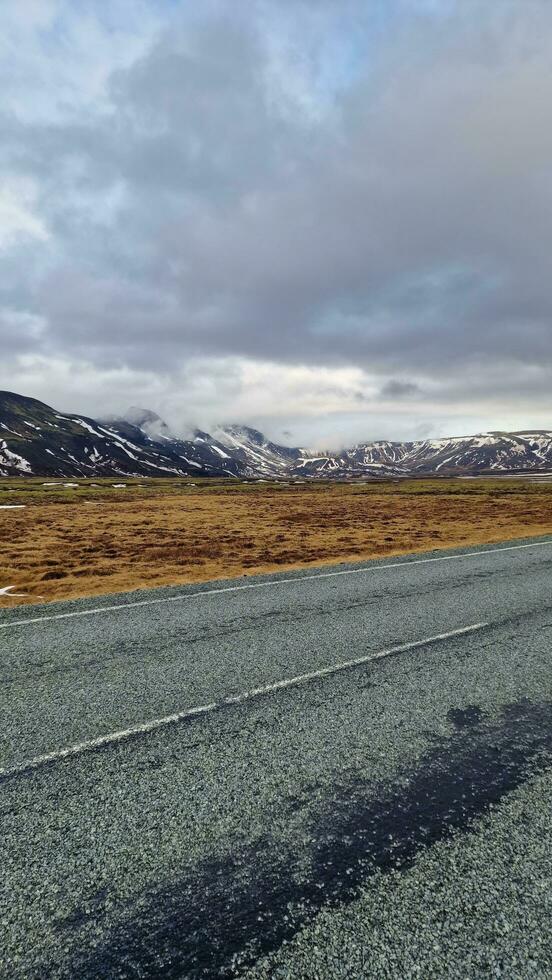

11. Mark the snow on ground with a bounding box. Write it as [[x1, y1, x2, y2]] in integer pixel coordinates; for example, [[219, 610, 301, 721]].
[[0, 504, 26, 509], [0, 585, 28, 597], [71, 419, 106, 439], [0, 444, 32, 472]]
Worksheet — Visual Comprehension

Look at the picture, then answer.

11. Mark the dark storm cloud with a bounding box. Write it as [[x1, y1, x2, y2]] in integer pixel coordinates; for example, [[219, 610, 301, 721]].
[[380, 380, 421, 400], [2, 0, 552, 411]]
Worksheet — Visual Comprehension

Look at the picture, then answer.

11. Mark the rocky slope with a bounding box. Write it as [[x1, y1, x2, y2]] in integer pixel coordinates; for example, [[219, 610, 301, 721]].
[[0, 392, 240, 478]]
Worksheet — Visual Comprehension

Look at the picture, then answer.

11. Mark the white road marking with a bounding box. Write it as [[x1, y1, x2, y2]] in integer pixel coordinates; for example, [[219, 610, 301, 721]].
[[0, 622, 487, 779], [0, 538, 550, 631]]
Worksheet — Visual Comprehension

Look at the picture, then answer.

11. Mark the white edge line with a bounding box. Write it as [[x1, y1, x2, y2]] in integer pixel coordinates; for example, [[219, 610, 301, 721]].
[[0, 622, 487, 779], [0, 539, 550, 630]]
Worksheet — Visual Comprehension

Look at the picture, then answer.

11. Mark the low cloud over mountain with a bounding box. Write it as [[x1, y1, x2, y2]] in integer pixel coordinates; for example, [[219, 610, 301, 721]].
[[2, 390, 551, 481]]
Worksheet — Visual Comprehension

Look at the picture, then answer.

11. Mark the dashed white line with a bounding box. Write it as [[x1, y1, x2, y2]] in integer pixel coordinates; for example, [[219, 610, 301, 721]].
[[0, 622, 487, 779], [0, 538, 550, 630]]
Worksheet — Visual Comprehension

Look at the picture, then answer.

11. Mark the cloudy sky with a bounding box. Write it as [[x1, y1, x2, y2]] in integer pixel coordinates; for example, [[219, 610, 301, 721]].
[[1, 0, 551, 448]]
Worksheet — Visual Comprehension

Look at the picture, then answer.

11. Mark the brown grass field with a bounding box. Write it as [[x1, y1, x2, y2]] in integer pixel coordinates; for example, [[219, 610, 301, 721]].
[[1, 476, 552, 606]]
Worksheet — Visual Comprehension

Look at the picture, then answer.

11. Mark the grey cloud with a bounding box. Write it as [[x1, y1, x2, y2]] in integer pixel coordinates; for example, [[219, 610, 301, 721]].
[[0, 307, 45, 356], [1, 0, 552, 422], [380, 380, 421, 399]]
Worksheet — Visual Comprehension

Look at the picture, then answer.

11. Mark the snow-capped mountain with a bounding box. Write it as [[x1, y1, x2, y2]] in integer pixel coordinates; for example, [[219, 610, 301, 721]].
[[214, 425, 303, 476], [292, 432, 552, 477], [101, 411, 248, 478], [1, 390, 552, 479], [110, 407, 175, 442], [0, 392, 243, 478]]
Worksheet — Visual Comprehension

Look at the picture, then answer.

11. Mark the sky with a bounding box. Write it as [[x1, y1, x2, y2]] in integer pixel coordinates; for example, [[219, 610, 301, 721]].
[[1, 0, 551, 449]]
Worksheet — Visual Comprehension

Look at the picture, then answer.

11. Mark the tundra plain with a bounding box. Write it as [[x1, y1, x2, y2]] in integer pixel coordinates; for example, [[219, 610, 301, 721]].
[[1, 477, 552, 606]]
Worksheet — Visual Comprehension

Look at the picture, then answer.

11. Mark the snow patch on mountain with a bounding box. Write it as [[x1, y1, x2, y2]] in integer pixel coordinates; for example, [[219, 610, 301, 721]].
[[1, 391, 552, 480]]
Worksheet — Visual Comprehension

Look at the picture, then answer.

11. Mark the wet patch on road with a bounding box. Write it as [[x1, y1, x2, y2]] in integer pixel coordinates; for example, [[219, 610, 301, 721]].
[[72, 698, 552, 979], [447, 704, 485, 728]]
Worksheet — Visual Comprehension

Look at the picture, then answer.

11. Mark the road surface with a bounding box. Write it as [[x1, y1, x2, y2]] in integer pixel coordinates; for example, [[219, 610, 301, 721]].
[[1, 535, 552, 978]]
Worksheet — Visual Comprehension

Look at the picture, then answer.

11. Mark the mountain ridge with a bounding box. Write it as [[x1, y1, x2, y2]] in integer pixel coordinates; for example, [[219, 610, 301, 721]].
[[1, 390, 551, 479]]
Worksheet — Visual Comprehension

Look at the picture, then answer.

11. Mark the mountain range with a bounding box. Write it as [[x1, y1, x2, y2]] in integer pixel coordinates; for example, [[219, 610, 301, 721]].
[[1, 390, 551, 480]]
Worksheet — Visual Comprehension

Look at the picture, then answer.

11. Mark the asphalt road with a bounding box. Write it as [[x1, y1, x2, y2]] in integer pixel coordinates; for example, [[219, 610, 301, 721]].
[[1, 535, 552, 978]]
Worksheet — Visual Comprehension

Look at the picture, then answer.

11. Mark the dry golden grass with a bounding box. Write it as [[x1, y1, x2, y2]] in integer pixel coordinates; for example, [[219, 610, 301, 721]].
[[1, 479, 552, 606]]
